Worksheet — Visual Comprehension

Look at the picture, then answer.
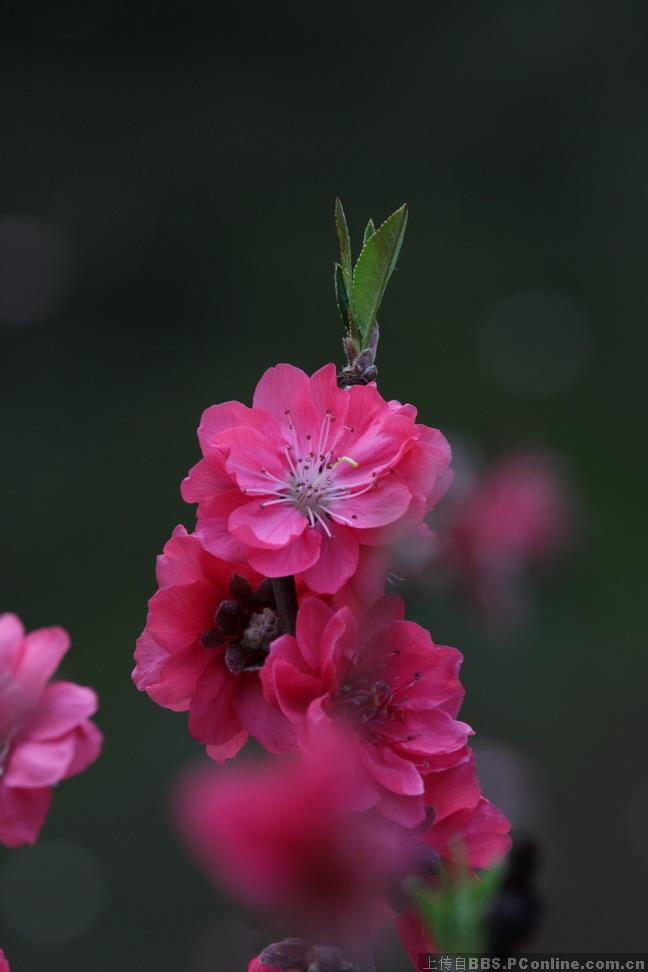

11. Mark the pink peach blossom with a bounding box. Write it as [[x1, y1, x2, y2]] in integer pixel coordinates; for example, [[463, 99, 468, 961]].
[[133, 527, 296, 761], [182, 363, 452, 594], [260, 596, 471, 827], [175, 754, 408, 942], [442, 450, 570, 621], [0, 949, 9, 972], [0, 613, 102, 848]]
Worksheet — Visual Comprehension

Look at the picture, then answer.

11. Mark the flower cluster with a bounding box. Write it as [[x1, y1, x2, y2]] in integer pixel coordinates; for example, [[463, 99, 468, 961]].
[[0, 613, 102, 848], [133, 358, 511, 968]]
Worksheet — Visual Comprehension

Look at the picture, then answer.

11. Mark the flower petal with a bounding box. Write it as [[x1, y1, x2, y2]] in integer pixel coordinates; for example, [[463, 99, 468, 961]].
[[248, 528, 321, 576], [301, 524, 359, 594]]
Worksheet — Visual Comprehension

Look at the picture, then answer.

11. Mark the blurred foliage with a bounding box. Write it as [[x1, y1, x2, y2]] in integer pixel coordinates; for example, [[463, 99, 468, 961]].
[[414, 864, 505, 954]]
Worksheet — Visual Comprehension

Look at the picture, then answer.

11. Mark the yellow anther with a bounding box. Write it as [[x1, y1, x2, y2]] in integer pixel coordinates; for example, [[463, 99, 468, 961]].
[[335, 456, 359, 469]]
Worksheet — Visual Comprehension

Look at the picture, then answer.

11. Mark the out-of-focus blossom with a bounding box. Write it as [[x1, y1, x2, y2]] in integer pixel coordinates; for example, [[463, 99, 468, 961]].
[[0, 948, 9, 972], [175, 753, 409, 942], [0, 614, 102, 848], [261, 596, 471, 827], [248, 939, 356, 972], [133, 527, 297, 761], [441, 451, 570, 622], [181, 363, 452, 594]]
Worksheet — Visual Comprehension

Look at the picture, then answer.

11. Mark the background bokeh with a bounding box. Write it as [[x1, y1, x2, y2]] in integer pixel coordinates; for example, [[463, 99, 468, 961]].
[[1, 0, 647, 967]]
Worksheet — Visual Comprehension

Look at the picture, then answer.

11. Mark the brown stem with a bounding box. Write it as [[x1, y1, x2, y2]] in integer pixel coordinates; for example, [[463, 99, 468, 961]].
[[271, 576, 298, 636]]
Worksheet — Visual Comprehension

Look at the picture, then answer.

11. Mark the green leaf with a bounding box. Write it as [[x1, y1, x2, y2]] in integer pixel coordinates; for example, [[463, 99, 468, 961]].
[[412, 860, 506, 954], [350, 203, 408, 344], [363, 218, 376, 244], [334, 262, 350, 326], [335, 197, 352, 292]]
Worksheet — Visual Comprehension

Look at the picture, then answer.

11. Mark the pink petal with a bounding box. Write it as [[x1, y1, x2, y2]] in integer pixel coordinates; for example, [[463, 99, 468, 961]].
[[15, 626, 70, 696], [132, 629, 168, 693], [268, 658, 323, 723], [64, 721, 103, 778], [234, 675, 297, 754], [301, 524, 359, 594], [5, 735, 77, 788], [335, 476, 411, 529], [399, 709, 471, 757], [221, 426, 288, 491], [198, 401, 279, 454], [294, 597, 334, 672], [195, 492, 252, 562], [188, 657, 242, 746], [229, 499, 306, 549], [252, 364, 311, 418], [155, 527, 205, 588], [206, 731, 248, 764], [362, 744, 424, 797], [423, 754, 481, 822], [0, 784, 52, 848], [308, 363, 348, 420], [427, 798, 511, 869], [27, 682, 97, 741], [181, 452, 232, 504], [0, 613, 24, 672], [248, 528, 321, 576], [147, 644, 212, 711], [147, 581, 215, 652]]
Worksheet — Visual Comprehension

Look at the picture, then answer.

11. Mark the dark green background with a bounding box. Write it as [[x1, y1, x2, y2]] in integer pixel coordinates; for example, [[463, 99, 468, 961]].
[[1, 1, 646, 967]]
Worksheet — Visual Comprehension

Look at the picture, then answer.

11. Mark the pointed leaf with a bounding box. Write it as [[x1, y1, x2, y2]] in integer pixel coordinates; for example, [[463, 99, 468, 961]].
[[363, 218, 376, 244], [350, 203, 408, 344], [334, 262, 350, 326], [335, 197, 352, 291]]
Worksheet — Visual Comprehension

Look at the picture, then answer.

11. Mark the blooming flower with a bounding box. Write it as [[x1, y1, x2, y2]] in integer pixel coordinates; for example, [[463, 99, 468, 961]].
[[260, 596, 471, 826], [0, 948, 9, 972], [182, 363, 452, 594], [175, 753, 408, 942], [441, 450, 570, 622], [0, 614, 102, 848], [133, 526, 295, 761]]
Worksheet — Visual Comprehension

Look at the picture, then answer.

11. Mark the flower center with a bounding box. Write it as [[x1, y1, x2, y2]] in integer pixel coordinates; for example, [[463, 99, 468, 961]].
[[200, 575, 280, 674], [331, 676, 397, 728], [243, 411, 381, 534]]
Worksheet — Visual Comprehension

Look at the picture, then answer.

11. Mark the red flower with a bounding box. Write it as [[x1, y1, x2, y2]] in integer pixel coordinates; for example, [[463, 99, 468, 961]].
[[182, 363, 451, 594], [0, 614, 102, 848], [175, 754, 407, 941], [133, 527, 295, 761], [260, 596, 471, 826]]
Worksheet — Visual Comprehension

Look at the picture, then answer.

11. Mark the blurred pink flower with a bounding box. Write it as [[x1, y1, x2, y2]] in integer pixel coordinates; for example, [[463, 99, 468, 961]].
[[182, 363, 452, 594], [443, 451, 570, 621], [0, 948, 9, 972], [0, 613, 102, 848], [175, 754, 408, 942], [260, 596, 471, 827], [133, 526, 296, 761]]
